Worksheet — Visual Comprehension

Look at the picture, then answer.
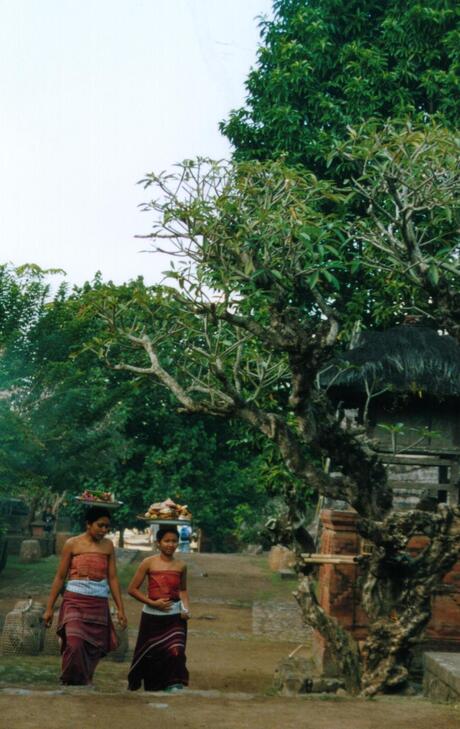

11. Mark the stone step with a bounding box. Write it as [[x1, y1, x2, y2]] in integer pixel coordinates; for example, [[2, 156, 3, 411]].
[[423, 651, 460, 703]]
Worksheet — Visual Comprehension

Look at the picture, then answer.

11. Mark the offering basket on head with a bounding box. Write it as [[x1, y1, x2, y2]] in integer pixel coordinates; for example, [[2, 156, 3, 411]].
[[137, 498, 192, 525], [75, 490, 123, 510]]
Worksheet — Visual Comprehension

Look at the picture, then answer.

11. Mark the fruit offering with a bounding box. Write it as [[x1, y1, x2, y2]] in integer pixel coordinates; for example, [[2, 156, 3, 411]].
[[79, 489, 115, 503], [144, 497, 191, 521]]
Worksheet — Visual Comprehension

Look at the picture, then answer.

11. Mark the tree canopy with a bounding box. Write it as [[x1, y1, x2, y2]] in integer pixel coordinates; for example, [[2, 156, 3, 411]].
[[221, 0, 460, 172], [0, 269, 269, 549]]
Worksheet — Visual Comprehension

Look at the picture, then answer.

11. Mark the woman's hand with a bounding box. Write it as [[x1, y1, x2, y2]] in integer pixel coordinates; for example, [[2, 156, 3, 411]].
[[151, 598, 173, 612], [117, 611, 128, 630], [180, 611, 190, 621], [42, 608, 54, 628]]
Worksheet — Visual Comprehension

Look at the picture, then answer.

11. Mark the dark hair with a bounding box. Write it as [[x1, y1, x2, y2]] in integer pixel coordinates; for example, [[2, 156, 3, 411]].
[[156, 526, 179, 541], [85, 506, 111, 524]]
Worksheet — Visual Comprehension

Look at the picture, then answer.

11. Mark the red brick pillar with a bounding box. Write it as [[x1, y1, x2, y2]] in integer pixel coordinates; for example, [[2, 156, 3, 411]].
[[313, 509, 366, 676], [409, 536, 460, 654], [312, 511, 460, 677]]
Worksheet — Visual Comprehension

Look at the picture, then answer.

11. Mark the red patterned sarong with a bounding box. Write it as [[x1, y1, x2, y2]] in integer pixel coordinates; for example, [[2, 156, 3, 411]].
[[57, 591, 118, 685], [128, 612, 188, 691]]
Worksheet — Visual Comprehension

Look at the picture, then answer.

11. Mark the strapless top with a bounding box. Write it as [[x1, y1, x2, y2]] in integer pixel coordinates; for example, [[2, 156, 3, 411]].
[[69, 553, 109, 581], [148, 570, 181, 601]]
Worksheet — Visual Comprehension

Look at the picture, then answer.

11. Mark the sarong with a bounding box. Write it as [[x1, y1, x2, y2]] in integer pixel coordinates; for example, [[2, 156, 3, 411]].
[[128, 612, 189, 691], [57, 590, 118, 685]]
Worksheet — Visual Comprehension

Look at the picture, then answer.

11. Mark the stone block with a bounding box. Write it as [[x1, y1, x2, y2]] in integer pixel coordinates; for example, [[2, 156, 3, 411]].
[[273, 657, 315, 696], [279, 569, 297, 580], [423, 652, 460, 703], [310, 677, 345, 693], [268, 545, 295, 572], [19, 539, 41, 563]]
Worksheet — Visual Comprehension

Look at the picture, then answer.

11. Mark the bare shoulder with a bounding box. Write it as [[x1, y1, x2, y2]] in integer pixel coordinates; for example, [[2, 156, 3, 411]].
[[64, 535, 80, 553], [101, 537, 115, 554], [175, 560, 187, 572], [141, 555, 156, 571]]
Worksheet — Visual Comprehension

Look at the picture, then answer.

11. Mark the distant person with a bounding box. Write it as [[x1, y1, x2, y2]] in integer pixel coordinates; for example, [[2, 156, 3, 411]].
[[43, 506, 127, 686], [42, 505, 56, 534], [150, 523, 159, 547], [178, 523, 192, 553], [127, 526, 190, 692], [190, 532, 199, 553]]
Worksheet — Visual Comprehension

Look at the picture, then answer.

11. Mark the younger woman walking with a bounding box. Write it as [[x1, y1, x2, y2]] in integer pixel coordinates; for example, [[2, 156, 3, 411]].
[[128, 526, 190, 691]]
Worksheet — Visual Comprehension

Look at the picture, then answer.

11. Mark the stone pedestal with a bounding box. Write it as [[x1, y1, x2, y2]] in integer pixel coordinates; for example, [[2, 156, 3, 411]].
[[19, 539, 41, 563], [31, 521, 45, 538], [268, 545, 295, 572]]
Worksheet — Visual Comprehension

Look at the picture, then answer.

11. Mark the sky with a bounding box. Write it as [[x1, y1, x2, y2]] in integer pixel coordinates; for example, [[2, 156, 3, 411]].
[[0, 0, 272, 286]]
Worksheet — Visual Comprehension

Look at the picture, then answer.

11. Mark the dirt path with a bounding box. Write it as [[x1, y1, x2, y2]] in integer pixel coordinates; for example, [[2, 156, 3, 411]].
[[0, 690, 459, 729], [0, 545, 458, 728]]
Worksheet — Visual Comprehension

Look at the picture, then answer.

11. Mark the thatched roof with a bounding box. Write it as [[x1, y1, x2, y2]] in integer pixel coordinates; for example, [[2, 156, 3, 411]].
[[325, 326, 460, 398]]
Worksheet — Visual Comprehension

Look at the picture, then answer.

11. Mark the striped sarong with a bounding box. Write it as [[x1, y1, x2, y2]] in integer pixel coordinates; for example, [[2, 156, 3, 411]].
[[57, 590, 118, 685], [128, 612, 188, 691]]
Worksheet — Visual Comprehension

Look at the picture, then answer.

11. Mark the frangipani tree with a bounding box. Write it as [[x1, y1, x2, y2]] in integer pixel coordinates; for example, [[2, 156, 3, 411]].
[[338, 123, 460, 341], [93, 127, 459, 695]]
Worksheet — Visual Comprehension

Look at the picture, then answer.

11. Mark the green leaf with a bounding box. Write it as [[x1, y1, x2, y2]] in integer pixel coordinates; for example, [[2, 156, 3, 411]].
[[427, 262, 439, 286], [308, 270, 320, 289]]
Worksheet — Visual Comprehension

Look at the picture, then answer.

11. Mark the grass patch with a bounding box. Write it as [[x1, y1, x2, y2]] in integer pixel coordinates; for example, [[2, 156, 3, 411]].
[[0, 656, 60, 686], [0, 556, 59, 596], [0, 654, 130, 691], [254, 572, 298, 603]]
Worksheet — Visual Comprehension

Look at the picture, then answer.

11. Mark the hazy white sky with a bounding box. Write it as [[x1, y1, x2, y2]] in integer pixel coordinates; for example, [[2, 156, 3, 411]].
[[0, 0, 272, 286]]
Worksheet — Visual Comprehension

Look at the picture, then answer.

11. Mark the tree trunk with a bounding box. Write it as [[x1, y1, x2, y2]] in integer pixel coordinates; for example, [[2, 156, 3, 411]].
[[118, 526, 125, 548], [295, 575, 362, 694], [25, 494, 40, 534]]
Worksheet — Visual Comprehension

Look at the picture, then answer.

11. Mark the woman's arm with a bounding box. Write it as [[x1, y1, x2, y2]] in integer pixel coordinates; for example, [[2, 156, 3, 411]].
[[107, 543, 128, 629], [127, 559, 173, 612], [179, 565, 190, 620], [43, 541, 73, 627]]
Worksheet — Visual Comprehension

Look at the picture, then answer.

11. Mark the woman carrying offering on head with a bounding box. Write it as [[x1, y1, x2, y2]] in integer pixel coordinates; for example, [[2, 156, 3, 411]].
[[128, 526, 190, 692], [43, 506, 127, 686]]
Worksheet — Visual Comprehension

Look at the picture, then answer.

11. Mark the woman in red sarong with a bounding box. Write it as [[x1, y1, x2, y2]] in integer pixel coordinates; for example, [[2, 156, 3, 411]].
[[43, 506, 127, 685], [128, 526, 190, 692]]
